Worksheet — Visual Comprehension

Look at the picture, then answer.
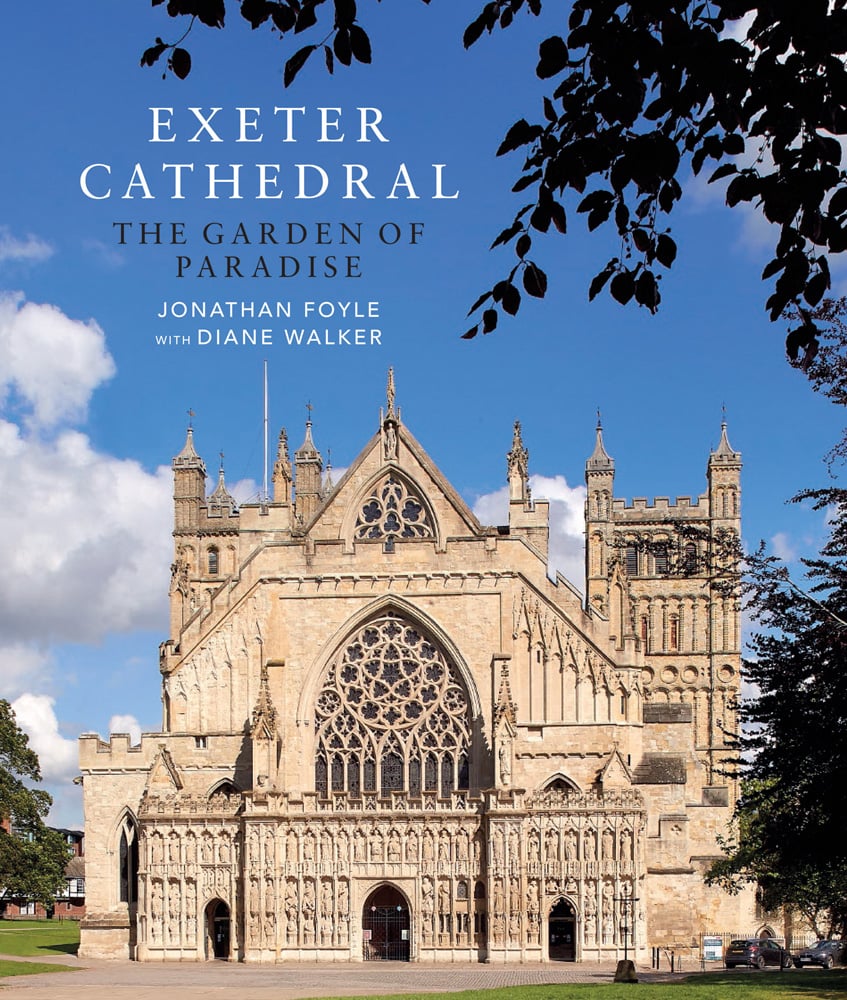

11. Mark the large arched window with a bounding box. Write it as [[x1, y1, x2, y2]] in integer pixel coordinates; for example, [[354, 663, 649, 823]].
[[314, 612, 471, 798]]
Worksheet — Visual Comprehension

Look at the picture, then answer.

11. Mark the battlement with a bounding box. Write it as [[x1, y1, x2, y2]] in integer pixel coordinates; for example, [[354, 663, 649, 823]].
[[611, 494, 709, 514]]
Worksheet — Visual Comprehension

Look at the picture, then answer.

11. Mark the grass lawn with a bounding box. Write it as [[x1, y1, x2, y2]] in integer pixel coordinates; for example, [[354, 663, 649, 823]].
[[315, 972, 847, 1000], [0, 919, 80, 957], [0, 958, 78, 978]]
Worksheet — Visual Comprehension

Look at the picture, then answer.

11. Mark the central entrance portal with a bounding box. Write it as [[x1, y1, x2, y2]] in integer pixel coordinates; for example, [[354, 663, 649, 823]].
[[548, 898, 576, 961], [362, 885, 410, 961]]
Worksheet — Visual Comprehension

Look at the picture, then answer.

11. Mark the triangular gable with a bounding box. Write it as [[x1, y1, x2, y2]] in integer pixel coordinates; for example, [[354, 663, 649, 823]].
[[146, 745, 183, 791], [596, 745, 633, 789], [298, 418, 487, 545]]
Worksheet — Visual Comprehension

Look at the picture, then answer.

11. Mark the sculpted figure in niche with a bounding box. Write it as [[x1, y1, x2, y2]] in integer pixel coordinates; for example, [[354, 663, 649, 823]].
[[527, 880, 540, 917], [602, 827, 614, 859], [564, 829, 577, 861], [493, 912, 505, 944], [354, 828, 366, 862], [321, 829, 333, 861], [337, 827, 349, 862], [388, 829, 402, 862], [493, 829, 505, 864], [422, 829, 435, 862], [338, 880, 349, 916], [185, 831, 197, 867], [620, 828, 632, 860], [492, 878, 505, 913], [508, 828, 519, 863], [248, 826, 260, 862], [151, 833, 164, 865], [168, 831, 180, 865], [320, 880, 333, 919], [218, 834, 230, 864], [285, 879, 298, 919], [287, 828, 298, 862], [422, 879, 434, 942], [384, 424, 397, 461], [438, 830, 450, 863], [303, 831, 315, 862], [439, 879, 450, 914], [585, 910, 596, 944], [264, 826, 276, 863], [528, 832, 540, 864], [584, 830, 597, 860], [370, 826, 384, 861], [456, 828, 469, 862], [249, 877, 260, 919], [509, 912, 521, 943], [406, 827, 419, 861], [498, 740, 512, 785], [509, 876, 521, 912], [185, 880, 197, 944], [545, 830, 559, 863]]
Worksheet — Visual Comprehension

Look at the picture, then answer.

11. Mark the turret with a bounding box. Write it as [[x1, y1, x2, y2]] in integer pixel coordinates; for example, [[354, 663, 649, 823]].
[[294, 412, 323, 525], [172, 425, 206, 533], [585, 416, 615, 611]]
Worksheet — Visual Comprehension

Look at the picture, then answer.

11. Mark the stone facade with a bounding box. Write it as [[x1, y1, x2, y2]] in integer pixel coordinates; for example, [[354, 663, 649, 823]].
[[79, 376, 751, 962]]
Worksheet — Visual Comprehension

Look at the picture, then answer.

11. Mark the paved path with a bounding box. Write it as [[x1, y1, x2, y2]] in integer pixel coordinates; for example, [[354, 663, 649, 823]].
[[0, 956, 686, 1000]]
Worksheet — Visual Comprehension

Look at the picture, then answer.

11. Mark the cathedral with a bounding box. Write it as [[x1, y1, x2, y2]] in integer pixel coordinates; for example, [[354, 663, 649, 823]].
[[79, 374, 750, 962]]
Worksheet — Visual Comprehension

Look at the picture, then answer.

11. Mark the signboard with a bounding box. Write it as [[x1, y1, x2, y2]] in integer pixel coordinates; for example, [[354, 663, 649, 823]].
[[703, 936, 723, 961]]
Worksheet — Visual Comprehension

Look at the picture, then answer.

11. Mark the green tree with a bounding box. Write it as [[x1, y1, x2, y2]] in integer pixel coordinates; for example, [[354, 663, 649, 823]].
[[706, 495, 847, 937], [142, 1, 847, 342], [0, 700, 71, 909]]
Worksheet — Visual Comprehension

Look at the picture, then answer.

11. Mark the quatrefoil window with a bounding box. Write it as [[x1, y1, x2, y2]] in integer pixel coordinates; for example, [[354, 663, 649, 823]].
[[354, 475, 435, 541]]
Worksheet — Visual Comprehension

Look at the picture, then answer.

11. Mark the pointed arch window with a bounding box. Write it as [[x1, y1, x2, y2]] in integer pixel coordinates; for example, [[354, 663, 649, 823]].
[[118, 814, 139, 905], [314, 612, 472, 799], [354, 475, 435, 541]]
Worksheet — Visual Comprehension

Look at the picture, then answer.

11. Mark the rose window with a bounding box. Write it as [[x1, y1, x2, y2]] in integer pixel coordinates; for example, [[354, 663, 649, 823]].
[[314, 613, 471, 798], [354, 475, 435, 540]]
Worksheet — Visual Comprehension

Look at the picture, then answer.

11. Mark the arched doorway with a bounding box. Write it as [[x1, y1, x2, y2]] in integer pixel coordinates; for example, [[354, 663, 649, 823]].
[[548, 898, 576, 961], [205, 900, 231, 960], [362, 885, 410, 961]]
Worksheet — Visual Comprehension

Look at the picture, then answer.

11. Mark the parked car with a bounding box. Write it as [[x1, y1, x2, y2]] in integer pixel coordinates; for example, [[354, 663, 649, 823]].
[[725, 938, 794, 969], [795, 940, 844, 969]]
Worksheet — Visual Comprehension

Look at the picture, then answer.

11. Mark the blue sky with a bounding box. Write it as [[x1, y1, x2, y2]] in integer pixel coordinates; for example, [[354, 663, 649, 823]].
[[0, 2, 844, 827]]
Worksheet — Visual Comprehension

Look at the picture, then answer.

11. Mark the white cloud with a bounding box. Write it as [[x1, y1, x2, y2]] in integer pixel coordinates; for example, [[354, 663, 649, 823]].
[[0, 227, 53, 265], [770, 531, 798, 562], [473, 473, 587, 588], [11, 693, 78, 783], [0, 645, 53, 698], [109, 714, 142, 746], [0, 292, 115, 428], [0, 422, 172, 643]]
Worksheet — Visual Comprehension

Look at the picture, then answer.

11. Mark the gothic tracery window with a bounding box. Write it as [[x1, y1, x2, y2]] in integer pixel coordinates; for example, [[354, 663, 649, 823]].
[[314, 613, 471, 798], [354, 475, 435, 541]]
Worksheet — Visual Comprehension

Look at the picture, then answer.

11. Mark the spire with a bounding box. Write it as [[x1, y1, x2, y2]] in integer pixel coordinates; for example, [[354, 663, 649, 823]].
[[208, 453, 237, 516], [586, 412, 614, 473], [295, 408, 322, 462], [251, 661, 278, 739], [507, 420, 529, 502], [322, 448, 334, 498], [272, 428, 292, 504], [381, 369, 400, 462], [710, 412, 741, 465], [386, 367, 396, 420], [173, 425, 204, 470]]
